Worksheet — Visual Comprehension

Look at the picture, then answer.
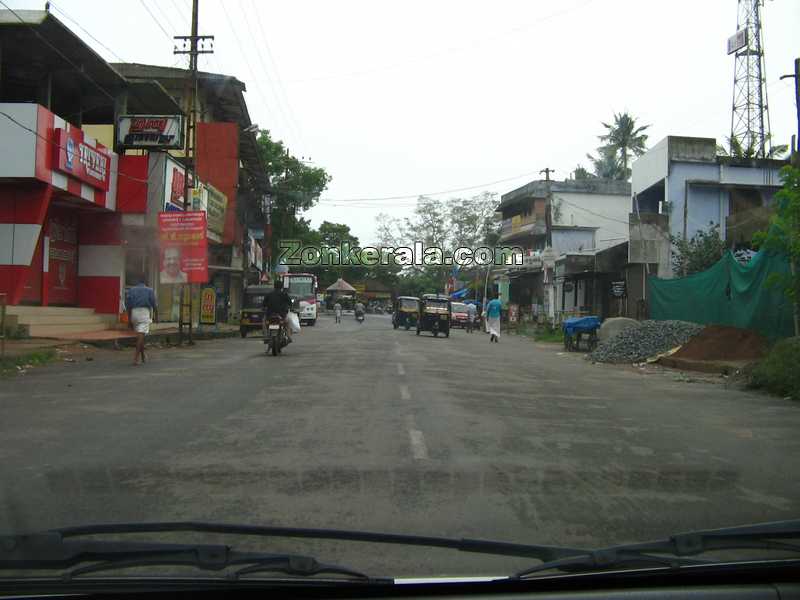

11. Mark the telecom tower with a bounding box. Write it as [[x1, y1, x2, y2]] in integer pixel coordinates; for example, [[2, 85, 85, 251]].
[[728, 0, 772, 157]]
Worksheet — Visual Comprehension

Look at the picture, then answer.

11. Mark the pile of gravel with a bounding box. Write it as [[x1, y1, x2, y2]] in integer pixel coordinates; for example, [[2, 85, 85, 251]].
[[588, 320, 704, 364]]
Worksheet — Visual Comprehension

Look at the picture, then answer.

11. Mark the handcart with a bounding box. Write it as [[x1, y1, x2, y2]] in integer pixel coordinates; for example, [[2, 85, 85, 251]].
[[562, 316, 601, 352]]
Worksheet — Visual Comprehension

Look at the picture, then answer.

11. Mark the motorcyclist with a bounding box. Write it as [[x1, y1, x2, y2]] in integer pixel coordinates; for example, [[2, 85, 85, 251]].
[[354, 300, 365, 320], [262, 278, 293, 343]]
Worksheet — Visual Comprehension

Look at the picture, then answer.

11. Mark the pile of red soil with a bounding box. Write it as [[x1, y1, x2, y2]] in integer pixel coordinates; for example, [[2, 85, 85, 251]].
[[672, 325, 767, 361]]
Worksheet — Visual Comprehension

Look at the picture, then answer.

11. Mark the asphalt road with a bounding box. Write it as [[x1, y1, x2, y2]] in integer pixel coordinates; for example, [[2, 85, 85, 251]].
[[2, 313, 800, 578]]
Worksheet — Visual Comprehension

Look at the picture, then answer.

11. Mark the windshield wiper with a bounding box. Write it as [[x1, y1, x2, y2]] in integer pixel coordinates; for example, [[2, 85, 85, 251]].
[[0, 520, 589, 581], [6, 519, 797, 582], [513, 519, 800, 578], [0, 533, 377, 582]]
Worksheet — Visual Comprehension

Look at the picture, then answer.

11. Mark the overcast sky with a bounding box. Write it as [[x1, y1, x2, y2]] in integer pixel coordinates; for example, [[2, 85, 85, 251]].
[[9, 0, 799, 244]]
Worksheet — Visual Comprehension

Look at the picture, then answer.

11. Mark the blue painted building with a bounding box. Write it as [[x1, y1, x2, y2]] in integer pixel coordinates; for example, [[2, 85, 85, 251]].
[[631, 136, 786, 271]]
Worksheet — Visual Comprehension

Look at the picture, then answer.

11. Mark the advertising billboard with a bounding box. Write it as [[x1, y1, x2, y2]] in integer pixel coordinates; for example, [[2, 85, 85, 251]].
[[163, 155, 193, 211], [158, 211, 208, 284], [52, 127, 111, 191], [205, 184, 227, 243], [117, 115, 184, 149]]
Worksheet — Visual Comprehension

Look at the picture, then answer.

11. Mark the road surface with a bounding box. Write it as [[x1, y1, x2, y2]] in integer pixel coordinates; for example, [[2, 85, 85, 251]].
[[2, 313, 799, 577]]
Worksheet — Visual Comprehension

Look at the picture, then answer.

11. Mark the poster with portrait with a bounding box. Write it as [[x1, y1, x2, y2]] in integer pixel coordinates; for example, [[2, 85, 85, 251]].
[[158, 211, 208, 284]]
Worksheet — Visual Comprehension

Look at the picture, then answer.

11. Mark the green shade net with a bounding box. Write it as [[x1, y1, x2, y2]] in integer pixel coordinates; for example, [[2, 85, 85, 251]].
[[648, 251, 794, 340]]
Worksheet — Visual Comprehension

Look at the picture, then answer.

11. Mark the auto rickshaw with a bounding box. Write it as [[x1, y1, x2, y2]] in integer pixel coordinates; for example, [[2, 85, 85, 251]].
[[239, 284, 271, 337], [416, 294, 451, 338], [392, 296, 419, 330]]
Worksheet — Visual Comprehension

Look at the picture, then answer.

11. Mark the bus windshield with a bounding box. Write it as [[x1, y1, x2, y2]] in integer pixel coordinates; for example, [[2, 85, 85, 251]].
[[286, 275, 316, 299]]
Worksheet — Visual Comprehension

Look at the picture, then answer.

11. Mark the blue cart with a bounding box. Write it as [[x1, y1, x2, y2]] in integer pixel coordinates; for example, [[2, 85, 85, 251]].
[[562, 316, 601, 352]]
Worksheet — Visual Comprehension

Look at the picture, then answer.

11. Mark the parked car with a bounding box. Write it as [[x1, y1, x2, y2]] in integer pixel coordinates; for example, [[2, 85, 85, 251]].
[[450, 302, 469, 328]]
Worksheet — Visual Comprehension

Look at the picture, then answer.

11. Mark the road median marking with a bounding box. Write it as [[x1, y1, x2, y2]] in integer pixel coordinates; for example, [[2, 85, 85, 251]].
[[397, 363, 406, 376], [409, 429, 428, 460], [400, 385, 411, 401]]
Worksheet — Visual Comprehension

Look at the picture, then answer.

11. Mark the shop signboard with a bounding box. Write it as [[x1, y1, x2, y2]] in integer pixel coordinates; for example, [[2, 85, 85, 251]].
[[611, 280, 626, 297], [205, 184, 228, 243], [53, 127, 111, 191], [191, 183, 208, 213], [117, 115, 184, 149], [158, 211, 208, 284], [163, 155, 193, 211], [200, 287, 217, 324]]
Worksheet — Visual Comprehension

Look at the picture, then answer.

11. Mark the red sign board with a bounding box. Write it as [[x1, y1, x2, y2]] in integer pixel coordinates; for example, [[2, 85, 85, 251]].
[[158, 211, 208, 284], [52, 128, 111, 191]]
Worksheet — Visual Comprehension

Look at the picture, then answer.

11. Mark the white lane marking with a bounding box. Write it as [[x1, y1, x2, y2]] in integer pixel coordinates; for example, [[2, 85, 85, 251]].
[[397, 363, 405, 376], [400, 385, 411, 401], [409, 429, 428, 460]]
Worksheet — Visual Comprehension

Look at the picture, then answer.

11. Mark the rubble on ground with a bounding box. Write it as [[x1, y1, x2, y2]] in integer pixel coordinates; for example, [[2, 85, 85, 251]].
[[588, 320, 704, 364], [598, 317, 641, 341]]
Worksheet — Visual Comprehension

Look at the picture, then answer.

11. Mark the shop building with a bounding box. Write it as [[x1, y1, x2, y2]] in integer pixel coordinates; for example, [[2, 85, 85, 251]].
[[109, 63, 269, 323], [0, 10, 172, 335], [497, 178, 631, 322]]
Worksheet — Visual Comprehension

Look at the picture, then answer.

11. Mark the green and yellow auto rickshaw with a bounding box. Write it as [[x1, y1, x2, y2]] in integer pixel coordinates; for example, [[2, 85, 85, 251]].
[[416, 294, 451, 338], [239, 284, 271, 337], [392, 296, 419, 330]]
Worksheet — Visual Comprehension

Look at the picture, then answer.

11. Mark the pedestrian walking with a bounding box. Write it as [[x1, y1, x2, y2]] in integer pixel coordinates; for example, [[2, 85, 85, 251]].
[[334, 301, 342, 324], [485, 293, 502, 343], [125, 276, 158, 365], [466, 302, 477, 333]]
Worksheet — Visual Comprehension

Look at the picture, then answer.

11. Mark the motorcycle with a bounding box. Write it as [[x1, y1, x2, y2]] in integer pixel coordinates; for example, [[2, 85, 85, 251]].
[[355, 310, 365, 324], [263, 315, 288, 356]]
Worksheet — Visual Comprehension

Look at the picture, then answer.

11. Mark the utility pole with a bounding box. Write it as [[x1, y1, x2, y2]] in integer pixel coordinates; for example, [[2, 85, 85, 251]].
[[780, 58, 799, 162], [540, 167, 555, 181], [174, 0, 213, 345], [780, 58, 800, 336], [262, 193, 272, 280]]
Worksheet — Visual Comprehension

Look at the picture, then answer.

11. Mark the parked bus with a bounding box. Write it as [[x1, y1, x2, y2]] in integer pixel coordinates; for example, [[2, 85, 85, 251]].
[[282, 272, 318, 326]]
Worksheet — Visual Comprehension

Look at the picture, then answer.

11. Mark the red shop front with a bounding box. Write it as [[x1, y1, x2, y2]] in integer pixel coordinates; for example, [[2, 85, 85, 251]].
[[0, 103, 122, 314]]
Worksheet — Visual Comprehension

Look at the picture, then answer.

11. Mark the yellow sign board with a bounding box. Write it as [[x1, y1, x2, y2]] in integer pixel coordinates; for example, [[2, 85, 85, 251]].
[[200, 287, 216, 325], [353, 283, 366, 295], [511, 214, 522, 233]]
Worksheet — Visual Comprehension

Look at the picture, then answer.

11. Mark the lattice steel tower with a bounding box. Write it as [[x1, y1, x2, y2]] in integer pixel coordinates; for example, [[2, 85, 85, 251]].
[[729, 0, 772, 157]]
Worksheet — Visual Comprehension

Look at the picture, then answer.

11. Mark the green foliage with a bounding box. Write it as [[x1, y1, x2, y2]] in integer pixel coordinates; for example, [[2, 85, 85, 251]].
[[586, 145, 623, 179], [753, 165, 800, 312], [670, 224, 726, 276], [376, 192, 501, 296], [0, 349, 57, 376], [255, 130, 332, 264], [586, 112, 649, 180], [750, 337, 800, 399], [573, 164, 593, 180], [717, 134, 789, 160]]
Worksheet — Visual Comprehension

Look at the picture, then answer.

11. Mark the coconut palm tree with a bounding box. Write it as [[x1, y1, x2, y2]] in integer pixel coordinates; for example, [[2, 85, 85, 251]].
[[586, 146, 623, 179], [598, 112, 650, 179]]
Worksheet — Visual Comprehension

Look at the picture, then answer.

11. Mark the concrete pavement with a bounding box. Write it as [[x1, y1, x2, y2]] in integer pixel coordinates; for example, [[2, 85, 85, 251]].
[[2, 313, 799, 578]]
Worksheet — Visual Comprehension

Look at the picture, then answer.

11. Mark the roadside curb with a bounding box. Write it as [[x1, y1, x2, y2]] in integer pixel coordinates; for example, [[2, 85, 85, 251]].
[[89, 329, 241, 349]]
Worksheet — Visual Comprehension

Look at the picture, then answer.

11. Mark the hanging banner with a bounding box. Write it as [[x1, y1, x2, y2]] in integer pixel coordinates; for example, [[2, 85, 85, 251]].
[[158, 211, 208, 284], [200, 287, 217, 324]]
